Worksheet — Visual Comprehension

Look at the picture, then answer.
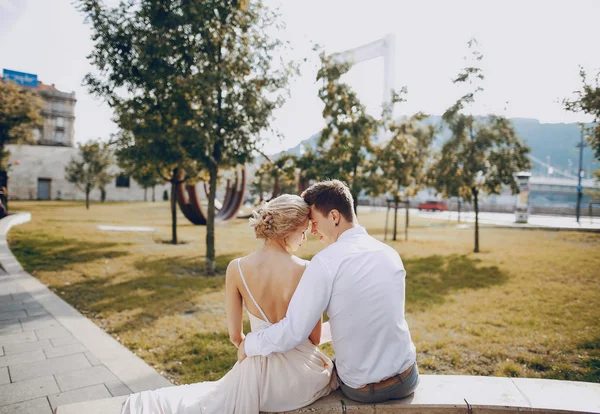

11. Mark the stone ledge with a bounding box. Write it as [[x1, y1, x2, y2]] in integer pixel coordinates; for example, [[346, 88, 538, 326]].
[[54, 375, 600, 414]]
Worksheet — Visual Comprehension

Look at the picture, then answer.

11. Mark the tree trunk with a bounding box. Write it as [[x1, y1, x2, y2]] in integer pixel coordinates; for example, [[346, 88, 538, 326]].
[[458, 198, 461, 222], [170, 173, 177, 245], [85, 190, 90, 210], [384, 201, 390, 241], [152, 185, 155, 202], [144, 187, 147, 202], [206, 164, 218, 275], [352, 164, 359, 215], [405, 200, 409, 241], [473, 188, 479, 253], [393, 200, 398, 241]]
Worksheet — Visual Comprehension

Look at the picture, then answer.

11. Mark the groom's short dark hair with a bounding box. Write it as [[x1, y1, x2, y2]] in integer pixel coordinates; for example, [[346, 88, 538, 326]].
[[301, 179, 355, 222]]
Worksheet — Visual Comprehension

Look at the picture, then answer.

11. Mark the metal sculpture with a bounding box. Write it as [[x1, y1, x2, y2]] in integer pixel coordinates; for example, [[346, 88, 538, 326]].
[[176, 168, 247, 225]]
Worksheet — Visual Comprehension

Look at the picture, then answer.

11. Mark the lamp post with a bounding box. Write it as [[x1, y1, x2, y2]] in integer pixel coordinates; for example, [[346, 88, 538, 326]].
[[576, 124, 589, 223]]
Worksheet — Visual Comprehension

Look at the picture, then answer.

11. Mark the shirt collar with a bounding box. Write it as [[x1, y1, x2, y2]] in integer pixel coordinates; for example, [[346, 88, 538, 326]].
[[337, 225, 367, 242]]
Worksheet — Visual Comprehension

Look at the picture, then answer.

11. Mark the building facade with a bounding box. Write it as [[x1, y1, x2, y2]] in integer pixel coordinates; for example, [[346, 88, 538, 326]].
[[2, 69, 169, 202], [34, 82, 76, 147]]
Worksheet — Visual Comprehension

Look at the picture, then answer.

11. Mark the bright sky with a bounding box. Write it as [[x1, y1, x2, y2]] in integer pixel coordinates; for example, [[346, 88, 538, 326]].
[[1, 0, 598, 154]]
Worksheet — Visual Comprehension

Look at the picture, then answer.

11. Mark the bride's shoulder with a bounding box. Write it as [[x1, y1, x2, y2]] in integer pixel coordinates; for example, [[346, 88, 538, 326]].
[[226, 254, 253, 274]]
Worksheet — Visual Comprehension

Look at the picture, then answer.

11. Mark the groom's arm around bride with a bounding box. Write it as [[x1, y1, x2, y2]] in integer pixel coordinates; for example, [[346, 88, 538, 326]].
[[239, 180, 419, 404]]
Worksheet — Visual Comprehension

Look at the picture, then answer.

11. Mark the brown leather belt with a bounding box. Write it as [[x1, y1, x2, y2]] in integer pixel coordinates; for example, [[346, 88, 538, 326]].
[[355, 364, 414, 392]]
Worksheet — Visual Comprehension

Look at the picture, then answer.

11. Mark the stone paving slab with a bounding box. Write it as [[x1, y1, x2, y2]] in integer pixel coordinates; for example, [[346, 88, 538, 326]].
[[0, 310, 26, 321], [55, 365, 118, 392], [3, 338, 52, 355], [0, 213, 171, 413], [9, 353, 91, 383], [85, 351, 102, 366], [0, 300, 42, 313], [43, 343, 87, 359], [35, 325, 71, 340], [0, 367, 9, 385], [0, 320, 22, 335], [0, 330, 37, 346], [20, 315, 62, 331], [50, 335, 78, 347], [105, 380, 132, 397], [0, 397, 53, 414], [0, 349, 46, 368], [0, 376, 59, 406], [48, 384, 113, 410]]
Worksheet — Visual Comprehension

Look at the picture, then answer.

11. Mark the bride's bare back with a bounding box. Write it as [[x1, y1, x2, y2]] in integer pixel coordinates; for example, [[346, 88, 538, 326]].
[[236, 250, 306, 323], [226, 249, 321, 349]]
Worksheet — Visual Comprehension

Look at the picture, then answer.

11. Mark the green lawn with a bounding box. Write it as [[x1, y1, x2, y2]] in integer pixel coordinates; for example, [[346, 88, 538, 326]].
[[8, 200, 600, 385]]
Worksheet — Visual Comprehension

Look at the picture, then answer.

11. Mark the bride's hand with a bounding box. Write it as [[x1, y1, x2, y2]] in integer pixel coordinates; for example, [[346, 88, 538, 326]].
[[237, 338, 247, 363]]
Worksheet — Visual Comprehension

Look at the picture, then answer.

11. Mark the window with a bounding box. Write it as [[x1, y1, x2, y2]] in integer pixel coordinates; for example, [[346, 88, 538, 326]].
[[55, 117, 65, 128], [32, 129, 41, 141], [116, 174, 130, 188], [53, 130, 64, 143], [52, 101, 64, 112]]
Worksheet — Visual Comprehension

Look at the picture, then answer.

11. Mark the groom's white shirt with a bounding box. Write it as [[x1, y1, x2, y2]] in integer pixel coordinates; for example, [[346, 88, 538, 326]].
[[244, 226, 416, 389]]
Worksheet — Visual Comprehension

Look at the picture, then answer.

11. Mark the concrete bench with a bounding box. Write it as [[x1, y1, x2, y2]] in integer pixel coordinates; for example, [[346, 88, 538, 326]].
[[54, 375, 600, 413]]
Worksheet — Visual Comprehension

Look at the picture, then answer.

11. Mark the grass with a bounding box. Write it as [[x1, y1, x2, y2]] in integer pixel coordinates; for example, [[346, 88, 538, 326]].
[[7, 200, 600, 385]]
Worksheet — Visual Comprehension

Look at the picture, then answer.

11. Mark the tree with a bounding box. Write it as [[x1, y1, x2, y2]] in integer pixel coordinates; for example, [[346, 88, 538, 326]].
[[431, 39, 531, 253], [65, 140, 113, 209], [133, 168, 163, 202], [250, 154, 297, 203], [79, 0, 293, 272], [317, 54, 379, 214], [370, 89, 434, 240], [564, 68, 600, 194], [0, 80, 43, 170], [564, 68, 600, 161]]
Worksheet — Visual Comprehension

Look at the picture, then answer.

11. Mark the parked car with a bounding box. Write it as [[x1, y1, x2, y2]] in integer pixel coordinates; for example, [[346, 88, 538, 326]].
[[418, 200, 447, 211]]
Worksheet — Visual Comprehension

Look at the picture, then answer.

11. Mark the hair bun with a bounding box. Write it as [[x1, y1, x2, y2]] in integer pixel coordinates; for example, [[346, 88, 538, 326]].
[[248, 194, 310, 241]]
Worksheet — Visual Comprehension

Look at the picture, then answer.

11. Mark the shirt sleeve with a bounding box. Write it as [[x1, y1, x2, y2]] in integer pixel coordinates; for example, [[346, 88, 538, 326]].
[[244, 256, 333, 357]]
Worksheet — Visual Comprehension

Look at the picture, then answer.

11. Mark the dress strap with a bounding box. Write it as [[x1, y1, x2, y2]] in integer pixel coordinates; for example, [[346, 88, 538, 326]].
[[237, 259, 271, 324]]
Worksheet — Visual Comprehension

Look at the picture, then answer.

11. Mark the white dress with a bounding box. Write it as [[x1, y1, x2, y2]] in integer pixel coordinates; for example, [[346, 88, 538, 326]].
[[121, 259, 337, 414]]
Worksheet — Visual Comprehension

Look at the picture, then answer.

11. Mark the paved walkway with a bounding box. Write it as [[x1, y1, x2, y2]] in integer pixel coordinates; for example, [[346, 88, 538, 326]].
[[370, 207, 600, 231], [0, 213, 170, 414]]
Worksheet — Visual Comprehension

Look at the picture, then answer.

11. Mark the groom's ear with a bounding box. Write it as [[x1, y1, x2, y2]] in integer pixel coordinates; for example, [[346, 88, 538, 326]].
[[330, 209, 341, 226]]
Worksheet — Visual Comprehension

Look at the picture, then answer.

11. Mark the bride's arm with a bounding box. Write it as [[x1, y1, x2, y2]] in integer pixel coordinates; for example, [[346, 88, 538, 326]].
[[308, 316, 322, 346], [226, 261, 244, 348]]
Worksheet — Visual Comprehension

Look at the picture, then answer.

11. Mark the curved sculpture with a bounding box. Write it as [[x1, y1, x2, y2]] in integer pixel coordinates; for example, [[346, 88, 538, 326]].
[[176, 168, 247, 225]]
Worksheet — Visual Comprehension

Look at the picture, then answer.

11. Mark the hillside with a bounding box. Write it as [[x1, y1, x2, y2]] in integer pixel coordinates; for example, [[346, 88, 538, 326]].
[[277, 117, 598, 177]]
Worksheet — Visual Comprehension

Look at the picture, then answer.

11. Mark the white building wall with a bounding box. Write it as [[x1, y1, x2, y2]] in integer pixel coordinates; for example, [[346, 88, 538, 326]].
[[6, 144, 171, 202]]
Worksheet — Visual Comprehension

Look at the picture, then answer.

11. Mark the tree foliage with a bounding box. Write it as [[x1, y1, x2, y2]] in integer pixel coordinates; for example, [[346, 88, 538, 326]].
[[564, 68, 600, 162], [0, 80, 43, 170], [78, 0, 293, 273], [430, 39, 531, 252], [317, 54, 379, 213], [65, 140, 113, 209], [369, 90, 435, 240]]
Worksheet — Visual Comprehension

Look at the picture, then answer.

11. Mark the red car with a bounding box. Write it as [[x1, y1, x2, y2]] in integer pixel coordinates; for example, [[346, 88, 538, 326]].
[[418, 200, 447, 211]]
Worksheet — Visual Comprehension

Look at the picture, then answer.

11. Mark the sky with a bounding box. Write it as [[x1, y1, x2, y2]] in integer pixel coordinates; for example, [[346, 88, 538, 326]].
[[1, 0, 599, 154]]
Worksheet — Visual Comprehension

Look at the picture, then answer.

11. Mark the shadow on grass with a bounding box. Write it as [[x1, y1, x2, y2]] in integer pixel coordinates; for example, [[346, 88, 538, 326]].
[[537, 336, 600, 383], [9, 231, 130, 273], [57, 253, 239, 335], [404, 254, 508, 312]]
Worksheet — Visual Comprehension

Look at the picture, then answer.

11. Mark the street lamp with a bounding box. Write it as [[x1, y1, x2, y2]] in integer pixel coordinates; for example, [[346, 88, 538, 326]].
[[576, 124, 589, 223]]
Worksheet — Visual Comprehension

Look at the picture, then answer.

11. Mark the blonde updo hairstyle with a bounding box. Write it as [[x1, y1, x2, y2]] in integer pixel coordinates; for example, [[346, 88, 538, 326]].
[[249, 194, 310, 241]]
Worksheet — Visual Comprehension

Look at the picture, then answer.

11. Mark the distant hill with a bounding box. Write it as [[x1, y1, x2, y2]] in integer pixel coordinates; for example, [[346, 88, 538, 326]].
[[276, 117, 598, 178]]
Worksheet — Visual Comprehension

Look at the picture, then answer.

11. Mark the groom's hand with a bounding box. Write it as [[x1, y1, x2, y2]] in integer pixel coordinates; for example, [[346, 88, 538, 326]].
[[237, 338, 247, 363]]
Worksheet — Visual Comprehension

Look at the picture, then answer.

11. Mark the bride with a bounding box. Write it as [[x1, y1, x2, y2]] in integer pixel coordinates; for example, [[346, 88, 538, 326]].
[[121, 194, 338, 413]]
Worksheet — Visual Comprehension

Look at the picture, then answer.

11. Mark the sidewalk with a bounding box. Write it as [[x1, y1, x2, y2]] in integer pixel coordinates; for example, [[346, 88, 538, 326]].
[[0, 213, 171, 413]]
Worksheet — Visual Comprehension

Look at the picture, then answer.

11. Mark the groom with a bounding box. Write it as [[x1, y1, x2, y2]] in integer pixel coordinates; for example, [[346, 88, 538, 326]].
[[238, 179, 418, 403]]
